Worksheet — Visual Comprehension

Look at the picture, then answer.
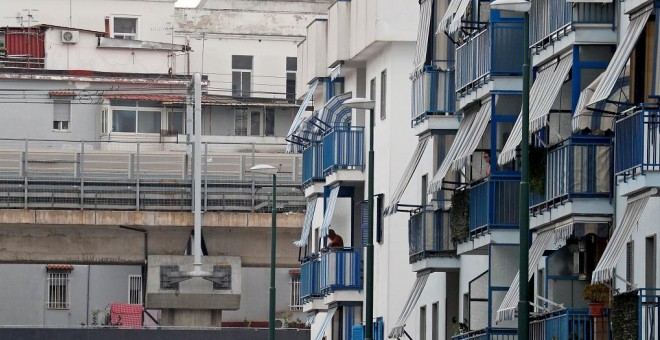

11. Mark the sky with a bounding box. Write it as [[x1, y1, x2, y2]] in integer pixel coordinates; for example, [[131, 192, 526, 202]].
[[175, 0, 201, 7]]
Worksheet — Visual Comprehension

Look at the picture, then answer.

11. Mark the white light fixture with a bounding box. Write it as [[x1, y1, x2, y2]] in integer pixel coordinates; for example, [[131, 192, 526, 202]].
[[250, 164, 278, 175], [343, 98, 376, 110], [490, 0, 531, 12]]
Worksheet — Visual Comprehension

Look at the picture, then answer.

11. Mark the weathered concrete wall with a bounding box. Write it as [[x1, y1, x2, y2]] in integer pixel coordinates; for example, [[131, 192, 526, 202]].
[[0, 328, 310, 340]]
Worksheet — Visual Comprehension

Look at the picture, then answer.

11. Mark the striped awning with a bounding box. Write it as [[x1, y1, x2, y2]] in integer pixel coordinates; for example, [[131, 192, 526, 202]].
[[587, 8, 652, 106], [413, 0, 434, 70], [498, 54, 574, 166], [287, 80, 319, 153], [288, 112, 323, 153], [566, 0, 610, 3], [294, 199, 318, 247], [320, 187, 340, 238], [313, 307, 338, 340], [495, 231, 554, 323], [572, 69, 630, 134], [438, 0, 471, 34], [384, 136, 431, 215], [452, 100, 492, 170], [315, 92, 353, 134], [388, 273, 430, 338], [592, 189, 656, 283], [552, 217, 611, 243], [427, 102, 484, 193]]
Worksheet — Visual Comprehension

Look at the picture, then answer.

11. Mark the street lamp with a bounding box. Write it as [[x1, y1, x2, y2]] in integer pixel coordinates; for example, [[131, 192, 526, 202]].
[[489, 1, 531, 339], [343, 97, 376, 340], [250, 164, 278, 340]]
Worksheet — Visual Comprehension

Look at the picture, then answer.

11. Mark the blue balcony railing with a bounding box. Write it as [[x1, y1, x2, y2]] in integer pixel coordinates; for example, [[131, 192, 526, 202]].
[[408, 208, 456, 262], [455, 22, 523, 95], [529, 308, 609, 340], [411, 61, 455, 126], [469, 177, 520, 234], [319, 248, 362, 293], [638, 288, 660, 340], [451, 327, 518, 340], [322, 126, 365, 175], [615, 105, 660, 178], [530, 0, 614, 51], [300, 257, 322, 301], [302, 142, 324, 187]]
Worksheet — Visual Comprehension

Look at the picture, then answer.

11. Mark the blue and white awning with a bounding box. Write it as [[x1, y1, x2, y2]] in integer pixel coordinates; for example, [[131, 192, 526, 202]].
[[313, 307, 338, 340], [389, 273, 430, 338], [451, 100, 492, 170], [413, 0, 434, 71], [384, 136, 431, 215], [294, 198, 318, 247], [438, 0, 471, 34], [287, 80, 319, 153], [320, 187, 340, 238], [315, 92, 353, 134], [572, 68, 630, 134]]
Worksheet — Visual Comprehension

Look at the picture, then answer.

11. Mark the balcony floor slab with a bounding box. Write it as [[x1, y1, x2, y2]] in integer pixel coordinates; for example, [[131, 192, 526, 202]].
[[302, 298, 327, 313], [323, 290, 363, 305], [411, 256, 460, 273], [457, 76, 521, 112], [617, 172, 660, 198], [325, 169, 365, 186], [530, 198, 612, 230], [412, 115, 460, 136], [457, 229, 519, 256], [531, 27, 617, 68], [304, 181, 325, 198]]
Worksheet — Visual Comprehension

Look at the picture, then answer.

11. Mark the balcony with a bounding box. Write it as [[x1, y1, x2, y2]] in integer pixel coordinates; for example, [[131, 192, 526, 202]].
[[451, 327, 518, 340], [411, 61, 455, 128], [319, 248, 362, 294], [322, 126, 365, 182], [302, 142, 324, 188], [469, 177, 520, 234], [300, 257, 322, 301], [455, 22, 523, 96], [408, 208, 459, 272], [530, 0, 615, 55], [531, 140, 612, 216], [530, 308, 610, 340]]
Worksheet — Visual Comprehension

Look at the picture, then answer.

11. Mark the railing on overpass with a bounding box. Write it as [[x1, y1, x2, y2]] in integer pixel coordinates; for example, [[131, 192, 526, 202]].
[[0, 139, 304, 212]]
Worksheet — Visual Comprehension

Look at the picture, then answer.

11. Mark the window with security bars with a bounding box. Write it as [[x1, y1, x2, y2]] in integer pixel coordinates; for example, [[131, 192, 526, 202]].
[[626, 241, 634, 291], [290, 274, 302, 311], [128, 275, 142, 304], [47, 271, 70, 309], [286, 57, 297, 102], [234, 109, 248, 136], [53, 99, 71, 131]]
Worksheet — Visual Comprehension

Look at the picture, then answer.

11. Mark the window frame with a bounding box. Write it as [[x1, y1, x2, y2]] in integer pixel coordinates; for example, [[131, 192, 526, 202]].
[[380, 69, 387, 120], [110, 103, 164, 134], [53, 98, 72, 132], [111, 16, 139, 40], [128, 274, 143, 305], [289, 273, 302, 311], [47, 271, 71, 310], [232, 55, 253, 97], [286, 57, 297, 102]]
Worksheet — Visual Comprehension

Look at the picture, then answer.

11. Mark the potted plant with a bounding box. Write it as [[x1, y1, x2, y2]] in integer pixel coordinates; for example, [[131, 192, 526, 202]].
[[583, 283, 609, 316]]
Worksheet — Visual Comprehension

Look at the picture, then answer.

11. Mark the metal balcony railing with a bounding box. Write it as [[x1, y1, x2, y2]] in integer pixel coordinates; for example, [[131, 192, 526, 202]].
[[319, 248, 362, 293], [302, 142, 323, 187], [322, 126, 365, 175], [529, 308, 610, 340], [530, 0, 614, 51], [469, 177, 520, 234], [408, 208, 456, 263], [300, 257, 322, 301], [411, 61, 455, 126], [455, 22, 523, 95], [638, 288, 660, 340], [451, 327, 518, 340], [615, 105, 660, 178]]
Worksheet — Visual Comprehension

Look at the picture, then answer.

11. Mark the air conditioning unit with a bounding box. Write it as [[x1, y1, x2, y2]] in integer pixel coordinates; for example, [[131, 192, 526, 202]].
[[61, 30, 79, 44]]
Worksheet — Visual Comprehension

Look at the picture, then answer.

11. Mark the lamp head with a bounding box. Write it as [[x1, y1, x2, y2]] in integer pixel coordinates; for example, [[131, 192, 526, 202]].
[[490, 0, 531, 13], [250, 164, 278, 175], [343, 98, 376, 110]]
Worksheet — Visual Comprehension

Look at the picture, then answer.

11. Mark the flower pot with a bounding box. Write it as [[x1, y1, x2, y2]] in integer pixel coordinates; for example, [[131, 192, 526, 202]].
[[589, 302, 605, 316]]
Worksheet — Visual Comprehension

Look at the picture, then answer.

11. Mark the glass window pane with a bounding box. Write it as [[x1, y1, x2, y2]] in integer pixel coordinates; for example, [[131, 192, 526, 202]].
[[242, 71, 251, 97], [169, 111, 185, 134], [265, 109, 275, 136], [232, 55, 253, 70], [250, 111, 261, 136], [232, 72, 241, 97], [234, 109, 247, 135], [113, 110, 136, 132], [137, 111, 161, 133], [114, 18, 137, 34], [286, 57, 297, 71]]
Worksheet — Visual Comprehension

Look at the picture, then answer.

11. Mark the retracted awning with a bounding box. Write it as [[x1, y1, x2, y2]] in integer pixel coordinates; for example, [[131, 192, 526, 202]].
[[572, 68, 630, 134], [438, 0, 471, 34], [305, 312, 317, 326], [413, 0, 434, 71], [592, 189, 656, 283], [320, 187, 340, 238], [287, 80, 319, 153], [427, 105, 479, 193], [388, 273, 430, 338], [587, 8, 652, 106], [294, 198, 318, 247], [552, 216, 611, 242], [452, 100, 492, 170], [313, 307, 338, 340], [315, 92, 353, 134], [384, 136, 431, 215], [288, 112, 324, 153], [495, 231, 554, 323], [498, 54, 573, 166]]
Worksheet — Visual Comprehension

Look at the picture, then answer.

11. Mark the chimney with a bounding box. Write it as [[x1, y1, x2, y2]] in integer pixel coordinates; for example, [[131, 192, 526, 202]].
[[104, 17, 110, 37]]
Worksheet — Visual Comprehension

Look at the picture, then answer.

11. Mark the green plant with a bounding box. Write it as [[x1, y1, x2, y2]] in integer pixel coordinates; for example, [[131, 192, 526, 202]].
[[91, 309, 100, 326], [529, 147, 546, 196], [450, 189, 469, 242], [582, 283, 609, 303], [612, 290, 638, 340]]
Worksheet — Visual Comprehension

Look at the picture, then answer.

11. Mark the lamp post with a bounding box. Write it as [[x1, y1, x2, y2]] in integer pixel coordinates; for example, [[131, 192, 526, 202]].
[[342, 98, 376, 340], [488, 1, 531, 339], [250, 164, 278, 340]]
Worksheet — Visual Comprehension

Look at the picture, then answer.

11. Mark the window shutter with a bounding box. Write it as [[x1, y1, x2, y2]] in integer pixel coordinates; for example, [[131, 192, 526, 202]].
[[54, 100, 71, 121], [376, 194, 384, 243], [360, 200, 369, 247], [352, 325, 364, 340]]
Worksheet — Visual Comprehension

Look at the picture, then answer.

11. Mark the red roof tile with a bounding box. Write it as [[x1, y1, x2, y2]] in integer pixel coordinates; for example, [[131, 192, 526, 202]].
[[49, 91, 76, 97], [46, 264, 74, 271], [103, 94, 186, 103]]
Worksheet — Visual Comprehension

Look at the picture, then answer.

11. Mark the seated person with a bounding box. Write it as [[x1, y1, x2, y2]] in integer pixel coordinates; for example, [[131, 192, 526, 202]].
[[322, 229, 344, 252]]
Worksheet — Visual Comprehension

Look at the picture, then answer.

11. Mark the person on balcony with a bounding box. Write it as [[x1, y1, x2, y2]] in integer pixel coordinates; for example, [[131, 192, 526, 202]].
[[323, 229, 344, 252], [483, 150, 491, 176]]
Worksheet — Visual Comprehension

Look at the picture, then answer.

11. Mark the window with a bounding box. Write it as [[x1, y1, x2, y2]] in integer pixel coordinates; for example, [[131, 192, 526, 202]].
[[380, 69, 387, 119], [112, 110, 161, 133], [250, 111, 261, 136], [53, 99, 71, 131], [626, 241, 634, 291], [113, 17, 137, 40], [101, 109, 108, 134], [289, 270, 302, 311], [265, 108, 275, 136], [47, 271, 70, 309], [370, 78, 376, 101], [286, 57, 297, 102], [128, 275, 142, 304], [421, 174, 428, 206], [212, 265, 232, 290], [234, 109, 248, 136], [646, 235, 656, 289], [432, 302, 439, 340], [232, 55, 253, 97], [420, 305, 427, 340], [167, 110, 185, 134]]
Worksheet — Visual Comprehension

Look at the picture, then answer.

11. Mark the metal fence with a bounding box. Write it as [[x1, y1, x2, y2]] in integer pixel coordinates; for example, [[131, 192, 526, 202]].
[[408, 208, 455, 262], [615, 106, 660, 178], [300, 257, 321, 301], [451, 327, 518, 340], [411, 61, 455, 126], [302, 142, 324, 187], [322, 127, 365, 175], [529, 308, 608, 340], [319, 248, 362, 294], [469, 178, 520, 233], [0, 139, 305, 212], [639, 288, 660, 340]]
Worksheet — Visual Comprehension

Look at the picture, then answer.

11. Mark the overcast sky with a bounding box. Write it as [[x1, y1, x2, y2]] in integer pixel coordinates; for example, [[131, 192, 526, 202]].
[[175, 0, 201, 7]]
